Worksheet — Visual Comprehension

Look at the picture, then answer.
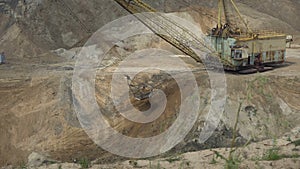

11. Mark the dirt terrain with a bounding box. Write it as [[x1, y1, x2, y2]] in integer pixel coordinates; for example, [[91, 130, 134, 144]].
[[20, 138, 300, 169], [0, 43, 299, 169], [0, 0, 300, 168]]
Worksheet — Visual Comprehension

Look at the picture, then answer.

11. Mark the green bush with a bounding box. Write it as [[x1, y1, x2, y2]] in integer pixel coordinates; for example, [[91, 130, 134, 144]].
[[78, 158, 90, 169]]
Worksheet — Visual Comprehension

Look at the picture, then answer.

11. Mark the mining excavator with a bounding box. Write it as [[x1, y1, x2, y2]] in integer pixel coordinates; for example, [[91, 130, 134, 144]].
[[114, 0, 287, 73]]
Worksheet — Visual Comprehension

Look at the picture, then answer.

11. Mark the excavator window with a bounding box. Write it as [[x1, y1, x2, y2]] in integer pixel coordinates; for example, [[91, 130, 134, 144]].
[[231, 49, 242, 59]]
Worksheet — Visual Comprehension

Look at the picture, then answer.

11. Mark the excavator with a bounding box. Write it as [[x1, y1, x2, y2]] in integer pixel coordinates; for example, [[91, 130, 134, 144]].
[[59, 0, 287, 100], [114, 0, 287, 73]]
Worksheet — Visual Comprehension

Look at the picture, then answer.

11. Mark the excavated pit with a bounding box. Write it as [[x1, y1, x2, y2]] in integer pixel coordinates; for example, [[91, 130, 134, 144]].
[[0, 0, 300, 168]]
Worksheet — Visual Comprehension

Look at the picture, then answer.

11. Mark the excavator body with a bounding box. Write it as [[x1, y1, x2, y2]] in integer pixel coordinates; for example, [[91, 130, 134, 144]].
[[210, 0, 287, 71], [209, 35, 286, 71]]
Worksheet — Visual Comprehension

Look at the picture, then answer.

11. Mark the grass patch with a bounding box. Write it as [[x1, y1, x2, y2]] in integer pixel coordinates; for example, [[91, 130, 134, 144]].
[[225, 155, 241, 169], [261, 147, 300, 161], [292, 139, 300, 146], [213, 150, 241, 169], [18, 161, 27, 169], [78, 158, 90, 169], [165, 156, 181, 163], [262, 147, 281, 161], [210, 155, 218, 164]]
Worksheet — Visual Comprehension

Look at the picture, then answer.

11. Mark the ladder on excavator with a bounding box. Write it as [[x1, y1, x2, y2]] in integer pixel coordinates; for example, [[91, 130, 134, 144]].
[[114, 0, 234, 69]]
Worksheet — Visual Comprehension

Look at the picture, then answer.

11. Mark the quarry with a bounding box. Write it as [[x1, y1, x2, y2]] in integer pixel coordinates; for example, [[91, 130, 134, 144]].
[[0, 0, 300, 168]]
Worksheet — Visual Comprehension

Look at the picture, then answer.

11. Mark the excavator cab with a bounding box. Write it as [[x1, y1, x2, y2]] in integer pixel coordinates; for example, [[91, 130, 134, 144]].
[[231, 47, 248, 60], [230, 46, 250, 68]]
